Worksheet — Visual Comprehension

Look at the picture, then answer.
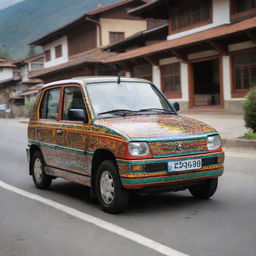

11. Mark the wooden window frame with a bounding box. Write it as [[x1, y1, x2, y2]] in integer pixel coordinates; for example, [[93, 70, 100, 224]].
[[160, 63, 182, 99], [55, 44, 62, 58], [109, 31, 125, 44], [44, 49, 51, 62], [230, 0, 256, 20], [169, 0, 212, 35], [230, 47, 256, 98], [132, 63, 153, 82]]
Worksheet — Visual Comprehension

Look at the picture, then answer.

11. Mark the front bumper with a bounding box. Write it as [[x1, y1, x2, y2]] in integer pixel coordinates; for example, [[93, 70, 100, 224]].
[[117, 151, 224, 189]]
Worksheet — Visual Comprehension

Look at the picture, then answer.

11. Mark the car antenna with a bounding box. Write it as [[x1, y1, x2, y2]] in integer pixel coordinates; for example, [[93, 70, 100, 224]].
[[117, 72, 121, 84]]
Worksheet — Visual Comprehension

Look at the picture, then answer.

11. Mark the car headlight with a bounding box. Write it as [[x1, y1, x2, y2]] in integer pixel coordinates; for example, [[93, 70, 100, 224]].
[[128, 142, 150, 156], [207, 135, 221, 151]]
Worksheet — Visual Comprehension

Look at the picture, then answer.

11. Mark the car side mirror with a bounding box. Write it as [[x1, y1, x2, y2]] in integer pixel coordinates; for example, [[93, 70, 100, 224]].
[[173, 102, 180, 112], [68, 109, 87, 122]]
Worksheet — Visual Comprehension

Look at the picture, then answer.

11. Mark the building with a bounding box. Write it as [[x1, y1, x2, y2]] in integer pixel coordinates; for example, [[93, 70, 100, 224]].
[[0, 55, 43, 117], [29, 0, 155, 83], [104, 0, 256, 113]]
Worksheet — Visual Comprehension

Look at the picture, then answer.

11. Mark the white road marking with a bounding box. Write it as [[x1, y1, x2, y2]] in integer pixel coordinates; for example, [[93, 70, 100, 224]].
[[0, 180, 188, 256]]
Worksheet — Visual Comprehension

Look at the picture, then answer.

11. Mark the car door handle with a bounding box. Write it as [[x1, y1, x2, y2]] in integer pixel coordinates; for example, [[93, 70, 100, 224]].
[[56, 129, 64, 135]]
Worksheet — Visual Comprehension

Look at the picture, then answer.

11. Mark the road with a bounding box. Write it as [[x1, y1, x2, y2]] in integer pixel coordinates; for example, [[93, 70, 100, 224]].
[[0, 119, 256, 256]]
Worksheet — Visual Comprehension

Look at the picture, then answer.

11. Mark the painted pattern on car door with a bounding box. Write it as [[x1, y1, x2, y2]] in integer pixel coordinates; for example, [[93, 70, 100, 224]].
[[55, 85, 91, 178]]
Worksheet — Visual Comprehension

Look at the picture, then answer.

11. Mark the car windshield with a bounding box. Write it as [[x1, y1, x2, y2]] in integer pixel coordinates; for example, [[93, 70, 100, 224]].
[[85, 82, 175, 117]]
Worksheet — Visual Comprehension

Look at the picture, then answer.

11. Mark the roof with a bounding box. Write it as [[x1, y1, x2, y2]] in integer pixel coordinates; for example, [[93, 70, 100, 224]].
[[14, 54, 44, 65], [87, 0, 148, 15], [128, 0, 169, 19], [104, 23, 168, 51], [29, 48, 117, 79], [30, 0, 148, 46], [0, 58, 16, 68], [104, 16, 256, 63], [42, 76, 149, 89]]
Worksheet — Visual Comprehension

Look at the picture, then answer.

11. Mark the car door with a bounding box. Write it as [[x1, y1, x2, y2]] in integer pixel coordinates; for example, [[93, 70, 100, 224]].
[[37, 87, 61, 168], [55, 85, 91, 179]]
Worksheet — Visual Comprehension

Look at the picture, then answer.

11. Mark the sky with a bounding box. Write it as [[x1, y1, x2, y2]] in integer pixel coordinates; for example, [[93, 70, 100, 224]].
[[0, 0, 24, 10]]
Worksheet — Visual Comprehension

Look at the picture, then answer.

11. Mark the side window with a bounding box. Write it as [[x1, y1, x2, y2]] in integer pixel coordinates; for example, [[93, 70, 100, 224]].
[[62, 87, 86, 121], [40, 88, 61, 120]]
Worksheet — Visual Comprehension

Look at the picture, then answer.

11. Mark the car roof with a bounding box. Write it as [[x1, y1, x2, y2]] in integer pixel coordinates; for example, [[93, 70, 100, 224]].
[[41, 76, 149, 90]]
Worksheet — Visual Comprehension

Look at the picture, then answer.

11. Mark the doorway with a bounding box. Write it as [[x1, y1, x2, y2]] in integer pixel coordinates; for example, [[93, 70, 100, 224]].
[[192, 58, 221, 107]]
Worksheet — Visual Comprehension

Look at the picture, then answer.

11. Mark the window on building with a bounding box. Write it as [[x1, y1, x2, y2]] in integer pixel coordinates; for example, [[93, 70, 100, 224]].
[[233, 52, 256, 91], [44, 50, 51, 62], [133, 64, 152, 81], [40, 88, 60, 120], [109, 32, 125, 44], [171, 0, 211, 31], [161, 63, 181, 97], [55, 45, 62, 58], [62, 87, 86, 121], [231, 0, 256, 13]]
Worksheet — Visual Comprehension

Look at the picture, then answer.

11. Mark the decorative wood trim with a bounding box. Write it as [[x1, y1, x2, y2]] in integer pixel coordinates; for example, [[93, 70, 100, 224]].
[[171, 50, 188, 62], [207, 40, 228, 55], [144, 56, 159, 66]]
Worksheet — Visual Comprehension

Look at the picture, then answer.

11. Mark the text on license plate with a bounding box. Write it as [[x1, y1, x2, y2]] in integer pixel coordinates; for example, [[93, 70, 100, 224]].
[[168, 159, 202, 172]]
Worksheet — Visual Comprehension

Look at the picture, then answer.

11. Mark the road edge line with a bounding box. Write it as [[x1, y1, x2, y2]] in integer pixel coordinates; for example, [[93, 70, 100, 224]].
[[0, 180, 188, 256]]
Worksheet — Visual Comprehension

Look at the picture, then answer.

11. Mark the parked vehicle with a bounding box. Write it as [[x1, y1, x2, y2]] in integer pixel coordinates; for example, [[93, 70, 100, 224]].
[[27, 77, 224, 213]]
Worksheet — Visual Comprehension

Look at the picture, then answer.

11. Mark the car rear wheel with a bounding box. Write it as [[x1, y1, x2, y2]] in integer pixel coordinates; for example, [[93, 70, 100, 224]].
[[95, 160, 129, 213], [31, 151, 52, 189], [188, 178, 218, 199]]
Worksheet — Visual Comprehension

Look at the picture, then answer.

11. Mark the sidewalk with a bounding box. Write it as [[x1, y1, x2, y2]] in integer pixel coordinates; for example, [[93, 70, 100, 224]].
[[184, 113, 256, 153]]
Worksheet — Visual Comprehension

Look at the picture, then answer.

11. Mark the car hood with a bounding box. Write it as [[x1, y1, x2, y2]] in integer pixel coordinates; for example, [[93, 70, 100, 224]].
[[93, 115, 217, 141]]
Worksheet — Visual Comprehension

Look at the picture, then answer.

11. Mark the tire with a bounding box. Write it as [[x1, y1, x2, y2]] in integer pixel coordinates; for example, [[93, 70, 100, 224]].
[[95, 160, 129, 213], [31, 151, 52, 189], [188, 178, 218, 199]]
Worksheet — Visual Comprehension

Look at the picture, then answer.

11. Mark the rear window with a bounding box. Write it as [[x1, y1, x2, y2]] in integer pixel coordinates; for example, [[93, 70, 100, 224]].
[[40, 88, 60, 120]]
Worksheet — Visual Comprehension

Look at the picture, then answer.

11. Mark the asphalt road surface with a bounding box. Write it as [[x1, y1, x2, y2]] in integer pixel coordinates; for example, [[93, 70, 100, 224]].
[[0, 119, 256, 256]]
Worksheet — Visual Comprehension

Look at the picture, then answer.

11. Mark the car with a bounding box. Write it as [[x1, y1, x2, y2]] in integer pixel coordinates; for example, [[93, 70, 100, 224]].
[[27, 77, 224, 213]]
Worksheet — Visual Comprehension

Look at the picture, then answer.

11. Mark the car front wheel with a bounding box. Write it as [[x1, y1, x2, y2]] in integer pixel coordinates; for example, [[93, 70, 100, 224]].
[[188, 178, 218, 199], [95, 160, 129, 213], [31, 151, 52, 189]]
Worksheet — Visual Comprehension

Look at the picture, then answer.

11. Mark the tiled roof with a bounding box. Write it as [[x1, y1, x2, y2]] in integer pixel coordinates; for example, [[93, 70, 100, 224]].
[[29, 48, 117, 78], [14, 54, 44, 65], [104, 23, 168, 51], [104, 17, 256, 63], [0, 59, 16, 68]]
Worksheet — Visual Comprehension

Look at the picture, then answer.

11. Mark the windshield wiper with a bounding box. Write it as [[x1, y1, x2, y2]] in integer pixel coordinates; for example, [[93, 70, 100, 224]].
[[137, 108, 175, 114], [97, 109, 136, 116]]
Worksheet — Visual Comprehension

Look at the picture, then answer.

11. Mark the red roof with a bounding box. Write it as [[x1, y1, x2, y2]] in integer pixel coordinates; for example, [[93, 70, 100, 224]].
[[87, 0, 148, 15], [104, 17, 256, 63], [29, 48, 117, 78]]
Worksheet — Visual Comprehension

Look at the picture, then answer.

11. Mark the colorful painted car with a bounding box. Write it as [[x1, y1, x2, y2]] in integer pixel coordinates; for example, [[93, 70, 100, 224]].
[[27, 77, 224, 213]]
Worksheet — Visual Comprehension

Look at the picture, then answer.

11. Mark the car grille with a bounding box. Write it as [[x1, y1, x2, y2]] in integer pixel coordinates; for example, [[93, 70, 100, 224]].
[[149, 138, 208, 157]]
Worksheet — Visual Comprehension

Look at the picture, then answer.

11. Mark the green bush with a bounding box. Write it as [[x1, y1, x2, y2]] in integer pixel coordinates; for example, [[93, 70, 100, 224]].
[[243, 86, 256, 133]]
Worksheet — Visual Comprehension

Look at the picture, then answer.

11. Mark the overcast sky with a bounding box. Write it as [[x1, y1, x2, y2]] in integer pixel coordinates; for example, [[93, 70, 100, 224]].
[[0, 0, 24, 10]]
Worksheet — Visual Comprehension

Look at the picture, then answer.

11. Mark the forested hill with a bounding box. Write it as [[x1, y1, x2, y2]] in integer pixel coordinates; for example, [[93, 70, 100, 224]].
[[0, 0, 116, 60]]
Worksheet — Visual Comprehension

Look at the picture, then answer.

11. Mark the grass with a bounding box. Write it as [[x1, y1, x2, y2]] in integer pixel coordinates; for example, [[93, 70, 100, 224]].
[[243, 132, 256, 139]]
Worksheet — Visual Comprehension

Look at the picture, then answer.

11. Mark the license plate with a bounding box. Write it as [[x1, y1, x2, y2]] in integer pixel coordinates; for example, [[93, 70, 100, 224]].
[[168, 159, 202, 172]]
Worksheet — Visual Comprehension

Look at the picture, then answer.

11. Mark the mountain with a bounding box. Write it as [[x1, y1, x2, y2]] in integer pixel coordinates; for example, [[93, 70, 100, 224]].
[[0, 0, 116, 60]]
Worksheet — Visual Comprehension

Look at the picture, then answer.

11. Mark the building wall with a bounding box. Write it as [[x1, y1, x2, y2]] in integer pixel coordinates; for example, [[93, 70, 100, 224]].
[[0, 67, 14, 81], [167, 0, 230, 41], [44, 36, 68, 68], [100, 18, 147, 46]]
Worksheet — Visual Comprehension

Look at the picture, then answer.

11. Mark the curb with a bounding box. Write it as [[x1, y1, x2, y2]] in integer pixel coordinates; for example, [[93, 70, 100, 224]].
[[222, 138, 256, 151]]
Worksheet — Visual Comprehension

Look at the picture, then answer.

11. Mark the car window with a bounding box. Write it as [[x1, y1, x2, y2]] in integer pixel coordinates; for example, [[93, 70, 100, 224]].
[[62, 86, 86, 121], [40, 88, 60, 120]]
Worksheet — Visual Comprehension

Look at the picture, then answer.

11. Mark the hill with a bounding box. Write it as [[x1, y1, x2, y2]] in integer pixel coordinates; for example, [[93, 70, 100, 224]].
[[0, 0, 116, 60]]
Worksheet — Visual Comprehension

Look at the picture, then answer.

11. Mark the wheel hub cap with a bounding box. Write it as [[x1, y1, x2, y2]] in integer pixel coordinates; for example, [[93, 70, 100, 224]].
[[100, 171, 114, 205], [34, 158, 43, 182]]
